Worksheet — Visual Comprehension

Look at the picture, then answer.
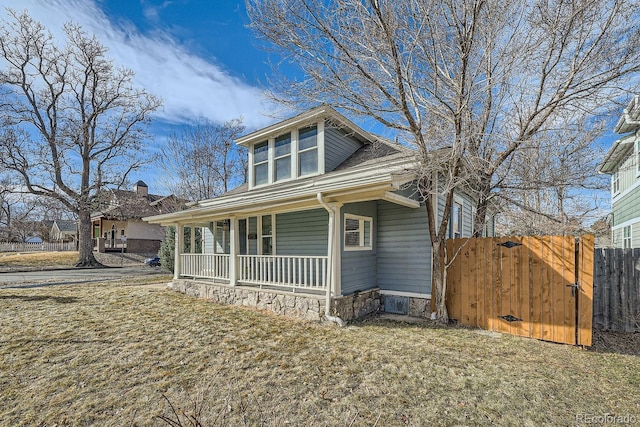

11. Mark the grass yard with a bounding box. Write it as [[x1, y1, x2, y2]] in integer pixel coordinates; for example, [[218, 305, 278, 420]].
[[1, 281, 638, 426], [0, 251, 78, 268]]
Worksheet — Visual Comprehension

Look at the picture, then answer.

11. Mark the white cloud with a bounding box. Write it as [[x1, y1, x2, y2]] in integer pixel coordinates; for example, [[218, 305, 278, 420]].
[[0, 0, 274, 129]]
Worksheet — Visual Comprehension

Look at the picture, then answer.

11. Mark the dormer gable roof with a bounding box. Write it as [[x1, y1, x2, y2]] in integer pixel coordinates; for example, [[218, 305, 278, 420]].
[[235, 105, 376, 147]]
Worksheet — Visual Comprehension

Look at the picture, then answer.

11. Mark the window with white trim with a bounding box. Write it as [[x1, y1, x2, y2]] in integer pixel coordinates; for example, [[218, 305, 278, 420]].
[[613, 172, 620, 194], [636, 140, 640, 176], [261, 214, 274, 255], [253, 140, 269, 186], [274, 133, 291, 181], [623, 225, 632, 249], [344, 214, 372, 250], [298, 126, 318, 176], [450, 201, 463, 238]]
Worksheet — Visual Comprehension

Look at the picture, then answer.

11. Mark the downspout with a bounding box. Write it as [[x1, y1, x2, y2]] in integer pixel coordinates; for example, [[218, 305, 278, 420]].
[[317, 192, 346, 327]]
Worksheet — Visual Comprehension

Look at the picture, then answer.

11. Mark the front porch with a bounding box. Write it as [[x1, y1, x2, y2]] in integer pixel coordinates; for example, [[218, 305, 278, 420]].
[[179, 253, 328, 294]]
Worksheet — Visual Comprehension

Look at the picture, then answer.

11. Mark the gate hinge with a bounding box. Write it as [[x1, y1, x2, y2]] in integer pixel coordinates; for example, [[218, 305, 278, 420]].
[[497, 241, 522, 249]]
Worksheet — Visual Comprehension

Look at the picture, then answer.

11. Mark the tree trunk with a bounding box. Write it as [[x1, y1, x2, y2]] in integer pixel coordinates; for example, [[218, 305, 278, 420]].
[[432, 238, 449, 323], [75, 210, 102, 267]]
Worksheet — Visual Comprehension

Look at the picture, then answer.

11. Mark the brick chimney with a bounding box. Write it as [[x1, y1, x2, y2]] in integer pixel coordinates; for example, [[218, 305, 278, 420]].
[[133, 180, 148, 197]]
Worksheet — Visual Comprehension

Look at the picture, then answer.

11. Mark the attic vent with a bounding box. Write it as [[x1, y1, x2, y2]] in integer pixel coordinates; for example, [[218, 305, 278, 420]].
[[384, 296, 408, 315]]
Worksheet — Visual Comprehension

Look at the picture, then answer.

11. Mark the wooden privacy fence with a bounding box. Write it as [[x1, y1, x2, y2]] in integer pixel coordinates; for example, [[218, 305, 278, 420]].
[[443, 235, 594, 346], [593, 248, 640, 332]]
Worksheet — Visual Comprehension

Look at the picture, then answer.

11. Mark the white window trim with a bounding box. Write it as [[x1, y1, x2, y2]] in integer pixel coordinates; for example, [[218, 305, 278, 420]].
[[623, 225, 632, 249], [344, 213, 373, 251], [273, 133, 292, 182], [252, 140, 269, 187], [636, 139, 640, 177], [612, 171, 620, 195], [450, 198, 463, 239], [258, 214, 276, 255], [249, 122, 322, 189]]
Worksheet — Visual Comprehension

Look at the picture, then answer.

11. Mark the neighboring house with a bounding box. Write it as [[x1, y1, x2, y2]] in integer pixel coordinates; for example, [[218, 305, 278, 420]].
[[599, 95, 640, 248], [50, 219, 77, 242], [144, 106, 494, 321], [92, 181, 181, 254]]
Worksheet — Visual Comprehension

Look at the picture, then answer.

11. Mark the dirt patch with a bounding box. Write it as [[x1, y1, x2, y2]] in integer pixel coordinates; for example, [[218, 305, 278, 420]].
[[589, 330, 640, 356]]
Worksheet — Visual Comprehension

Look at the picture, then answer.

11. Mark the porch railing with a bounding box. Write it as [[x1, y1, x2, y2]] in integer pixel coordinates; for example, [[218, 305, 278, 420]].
[[238, 255, 328, 291], [180, 254, 230, 280]]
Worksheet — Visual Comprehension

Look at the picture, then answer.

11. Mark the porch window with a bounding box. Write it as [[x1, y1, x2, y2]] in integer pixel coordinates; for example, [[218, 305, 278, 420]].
[[344, 214, 372, 250], [298, 126, 318, 176], [261, 214, 273, 255], [450, 201, 463, 238], [623, 226, 632, 249], [274, 133, 291, 181], [254, 140, 269, 186], [613, 172, 620, 194]]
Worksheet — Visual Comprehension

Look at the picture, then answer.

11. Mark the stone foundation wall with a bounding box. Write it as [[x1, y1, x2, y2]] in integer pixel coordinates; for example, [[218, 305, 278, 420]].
[[331, 288, 381, 321], [380, 294, 432, 318], [172, 279, 324, 321]]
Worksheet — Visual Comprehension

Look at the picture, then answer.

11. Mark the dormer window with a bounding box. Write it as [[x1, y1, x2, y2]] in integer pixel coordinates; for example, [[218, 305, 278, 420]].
[[298, 126, 318, 176], [275, 133, 291, 181], [253, 141, 269, 186], [249, 124, 321, 188]]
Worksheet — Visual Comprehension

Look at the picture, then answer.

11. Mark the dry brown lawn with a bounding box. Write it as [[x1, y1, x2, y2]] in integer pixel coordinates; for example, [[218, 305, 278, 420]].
[[0, 251, 78, 268], [1, 281, 638, 426]]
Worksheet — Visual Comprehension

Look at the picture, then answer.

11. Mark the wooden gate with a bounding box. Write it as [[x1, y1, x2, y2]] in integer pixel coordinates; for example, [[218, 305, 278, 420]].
[[443, 235, 594, 346]]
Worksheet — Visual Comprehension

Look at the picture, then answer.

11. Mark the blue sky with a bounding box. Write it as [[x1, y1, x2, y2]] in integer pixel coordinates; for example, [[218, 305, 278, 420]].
[[0, 0, 284, 191], [0, 0, 615, 221]]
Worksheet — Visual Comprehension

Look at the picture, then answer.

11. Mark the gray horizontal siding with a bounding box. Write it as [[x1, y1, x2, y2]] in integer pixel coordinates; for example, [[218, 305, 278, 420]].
[[341, 202, 377, 295], [613, 185, 640, 225], [376, 200, 432, 295], [324, 127, 362, 172], [276, 209, 328, 256]]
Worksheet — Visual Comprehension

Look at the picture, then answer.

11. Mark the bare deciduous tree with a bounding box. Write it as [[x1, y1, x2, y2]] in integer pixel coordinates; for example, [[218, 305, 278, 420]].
[[0, 10, 161, 266], [159, 118, 246, 201], [247, 0, 640, 321]]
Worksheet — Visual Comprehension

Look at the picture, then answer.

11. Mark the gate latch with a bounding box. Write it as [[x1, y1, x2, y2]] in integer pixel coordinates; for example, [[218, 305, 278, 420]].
[[566, 282, 580, 297]]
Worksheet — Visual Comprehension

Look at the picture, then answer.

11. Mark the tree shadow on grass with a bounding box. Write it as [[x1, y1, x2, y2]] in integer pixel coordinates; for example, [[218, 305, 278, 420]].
[[0, 294, 79, 304]]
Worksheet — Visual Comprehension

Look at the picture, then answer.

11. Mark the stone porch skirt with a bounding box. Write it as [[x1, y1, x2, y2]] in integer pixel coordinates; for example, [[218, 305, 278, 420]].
[[171, 279, 431, 322]]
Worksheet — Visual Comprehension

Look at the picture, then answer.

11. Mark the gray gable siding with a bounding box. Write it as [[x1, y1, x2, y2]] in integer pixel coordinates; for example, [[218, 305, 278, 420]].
[[376, 200, 432, 295], [276, 209, 329, 256], [340, 201, 377, 295], [324, 127, 363, 172]]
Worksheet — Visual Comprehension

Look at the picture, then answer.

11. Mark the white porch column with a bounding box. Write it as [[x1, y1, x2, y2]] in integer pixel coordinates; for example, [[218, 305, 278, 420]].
[[189, 225, 195, 254], [174, 224, 183, 280], [332, 203, 342, 296], [228, 217, 237, 286]]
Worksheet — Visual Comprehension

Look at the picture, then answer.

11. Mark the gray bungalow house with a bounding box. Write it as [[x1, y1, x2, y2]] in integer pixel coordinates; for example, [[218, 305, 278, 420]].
[[599, 95, 640, 248], [144, 106, 492, 321]]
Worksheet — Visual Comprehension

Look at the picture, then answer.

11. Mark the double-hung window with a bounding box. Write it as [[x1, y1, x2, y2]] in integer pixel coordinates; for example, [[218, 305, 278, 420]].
[[298, 126, 318, 176], [450, 201, 463, 238], [274, 133, 291, 181], [612, 172, 620, 195], [623, 226, 632, 249], [261, 214, 273, 255], [253, 141, 269, 186], [344, 214, 372, 250]]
